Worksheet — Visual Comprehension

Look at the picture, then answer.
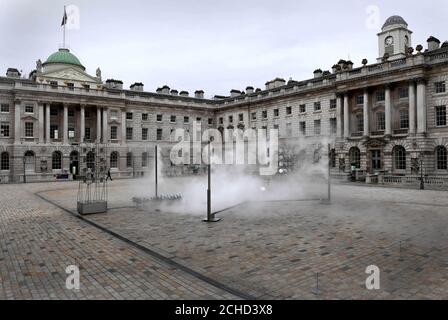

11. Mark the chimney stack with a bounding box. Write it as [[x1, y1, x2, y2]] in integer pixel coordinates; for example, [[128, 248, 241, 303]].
[[194, 90, 204, 99], [130, 82, 144, 91], [427, 36, 441, 51]]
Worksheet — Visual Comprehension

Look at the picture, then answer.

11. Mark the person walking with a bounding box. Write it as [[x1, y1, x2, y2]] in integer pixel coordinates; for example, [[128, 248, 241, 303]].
[[106, 168, 113, 181]]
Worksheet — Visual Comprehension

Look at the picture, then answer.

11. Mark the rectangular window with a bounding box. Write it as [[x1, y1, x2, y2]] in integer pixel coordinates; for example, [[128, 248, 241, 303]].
[[330, 99, 337, 110], [314, 102, 321, 112], [400, 110, 409, 129], [435, 81, 446, 94], [50, 125, 58, 139], [170, 115, 176, 123], [68, 108, 75, 117], [110, 126, 118, 140], [85, 127, 91, 140], [142, 128, 148, 140], [110, 110, 118, 119], [208, 118, 213, 125], [142, 113, 149, 121], [376, 112, 385, 131], [228, 115, 233, 123], [196, 117, 202, 122], [251, 112, 257, 120], [83, 84, 90, 91], [85, 111, 90, 118], [356, 114, 364, 132], [356, 95, 364, 105], [286, 106, 292, 115], [238, 113, 244, 122], [300, 122, 306, 136], [262, 110, 267, 119], [126, 112, 133, 120], [219, 117, 223, 125], [126, 127, 133, 140], [184, 116, 189, 124], [299, 104, 306, 113], [314, 120, 321, 135], [127, 153, 133, 168], [376, 91, 385, 102], [156, 128, 163, 141], [50, 108, 58, 116], [273, 109, 279, 117], [50, 81, 58, 89], [25, 105, 34, 113], [25, 122, 33, 137], [398, 87, 409, 99], [0, 104, 9, 113], [156, 114, 163, 122], [67, 83, 74, 91], [68, 127, 75, 139], [436, 106, 447, 126], [330, 118, 337, 135], [0, 122, 10, 137]]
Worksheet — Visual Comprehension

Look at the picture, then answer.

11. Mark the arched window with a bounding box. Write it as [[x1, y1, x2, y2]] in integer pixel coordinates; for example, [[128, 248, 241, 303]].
[[142, 152, 148, 167], [110, 152, 119, 169], [436, 146, 448, 170], [86, 151, 95, 170], [393, 146, 407, 170], [349, 147, 361, 169], [52, 151, 62, 170], [126, 152, 133, 168], [1, 152, 9, 171], [24, 151, 35, 172]]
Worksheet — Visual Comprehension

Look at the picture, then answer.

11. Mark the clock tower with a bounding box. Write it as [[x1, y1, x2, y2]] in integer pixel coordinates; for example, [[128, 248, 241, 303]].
[[377, 15, 413, 62]]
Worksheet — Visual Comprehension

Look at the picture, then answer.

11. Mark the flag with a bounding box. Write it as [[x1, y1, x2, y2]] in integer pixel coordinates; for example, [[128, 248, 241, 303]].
[[61, 7, 67, 26]]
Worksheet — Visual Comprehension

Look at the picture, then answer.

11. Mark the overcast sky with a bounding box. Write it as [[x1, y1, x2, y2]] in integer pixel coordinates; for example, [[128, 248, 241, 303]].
[[1, 0, 447, 97]]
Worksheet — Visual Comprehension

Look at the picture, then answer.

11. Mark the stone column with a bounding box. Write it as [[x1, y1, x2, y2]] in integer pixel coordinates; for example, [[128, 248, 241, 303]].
[[63, 104, 68, 144], [416, 78, 427, 135], [363, 89, 370, 138], [336, 94, 343, 138], [102, 107, 108, 144], [409, 81, 416, 135], [38, 103, 44, 143], [14, 100, 21, 144], [45, 104, 50, 143], [80, 105, 85, 143], [121, 109, 126, 145], [385, 85, 392, 136], [343, 93, 350, 138], [96, 107, 102, 143]]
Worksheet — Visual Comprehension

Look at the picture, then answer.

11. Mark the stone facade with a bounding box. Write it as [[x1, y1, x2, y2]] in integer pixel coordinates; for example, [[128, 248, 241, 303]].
[[1, 15, 448, 183]]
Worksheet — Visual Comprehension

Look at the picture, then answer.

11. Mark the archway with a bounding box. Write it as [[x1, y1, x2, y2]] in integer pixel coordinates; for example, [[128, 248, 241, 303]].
[[70, 151, 80, 178]]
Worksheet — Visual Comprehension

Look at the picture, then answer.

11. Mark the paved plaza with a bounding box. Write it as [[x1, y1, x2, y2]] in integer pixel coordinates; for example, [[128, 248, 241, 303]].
[[1, 178, 448, 299]]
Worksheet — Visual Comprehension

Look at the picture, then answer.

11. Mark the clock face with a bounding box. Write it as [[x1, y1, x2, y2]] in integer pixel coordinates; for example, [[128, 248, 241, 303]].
[[385, 36, 394, 46]]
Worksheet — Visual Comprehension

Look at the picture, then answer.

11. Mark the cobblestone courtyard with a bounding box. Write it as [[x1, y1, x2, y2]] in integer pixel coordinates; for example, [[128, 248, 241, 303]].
[[1, 178, 448, 299]]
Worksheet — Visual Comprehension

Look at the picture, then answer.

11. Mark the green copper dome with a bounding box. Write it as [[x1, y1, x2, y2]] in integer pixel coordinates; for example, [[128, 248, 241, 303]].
[[44, 48, 85, 70]]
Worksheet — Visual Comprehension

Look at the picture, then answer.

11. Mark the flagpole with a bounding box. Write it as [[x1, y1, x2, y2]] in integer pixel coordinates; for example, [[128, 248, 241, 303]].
[[63, 5, 66, 48]]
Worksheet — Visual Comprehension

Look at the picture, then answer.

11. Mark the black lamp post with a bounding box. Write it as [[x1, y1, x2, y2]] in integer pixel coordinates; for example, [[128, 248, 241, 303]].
[[204, 138, 220, 223], [23, 156, 26, 184], [420, 156, 425, 190]]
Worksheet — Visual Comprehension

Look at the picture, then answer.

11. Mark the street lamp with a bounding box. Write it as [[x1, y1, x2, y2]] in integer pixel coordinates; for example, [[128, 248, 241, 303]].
[[420, 154, 425, 190], [23, 156, 26, 184]]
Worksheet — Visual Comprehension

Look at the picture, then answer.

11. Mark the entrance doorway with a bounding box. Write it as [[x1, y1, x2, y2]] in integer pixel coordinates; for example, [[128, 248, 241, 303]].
[[70, 151, 79, 179], [371, 150, 382, 171]]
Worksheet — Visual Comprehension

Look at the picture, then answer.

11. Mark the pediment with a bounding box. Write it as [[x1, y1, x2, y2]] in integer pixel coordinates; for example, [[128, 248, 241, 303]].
[[38, 67, 100, 84]]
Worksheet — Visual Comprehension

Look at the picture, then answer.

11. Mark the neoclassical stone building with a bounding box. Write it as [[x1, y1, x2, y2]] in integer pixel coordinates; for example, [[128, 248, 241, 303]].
[[1, 15, 448, 184]]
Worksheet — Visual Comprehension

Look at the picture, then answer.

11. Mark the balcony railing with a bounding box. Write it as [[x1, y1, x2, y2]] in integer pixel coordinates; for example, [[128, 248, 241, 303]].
[[371, 131, 385, 136], [393, 129, 409, 135]]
